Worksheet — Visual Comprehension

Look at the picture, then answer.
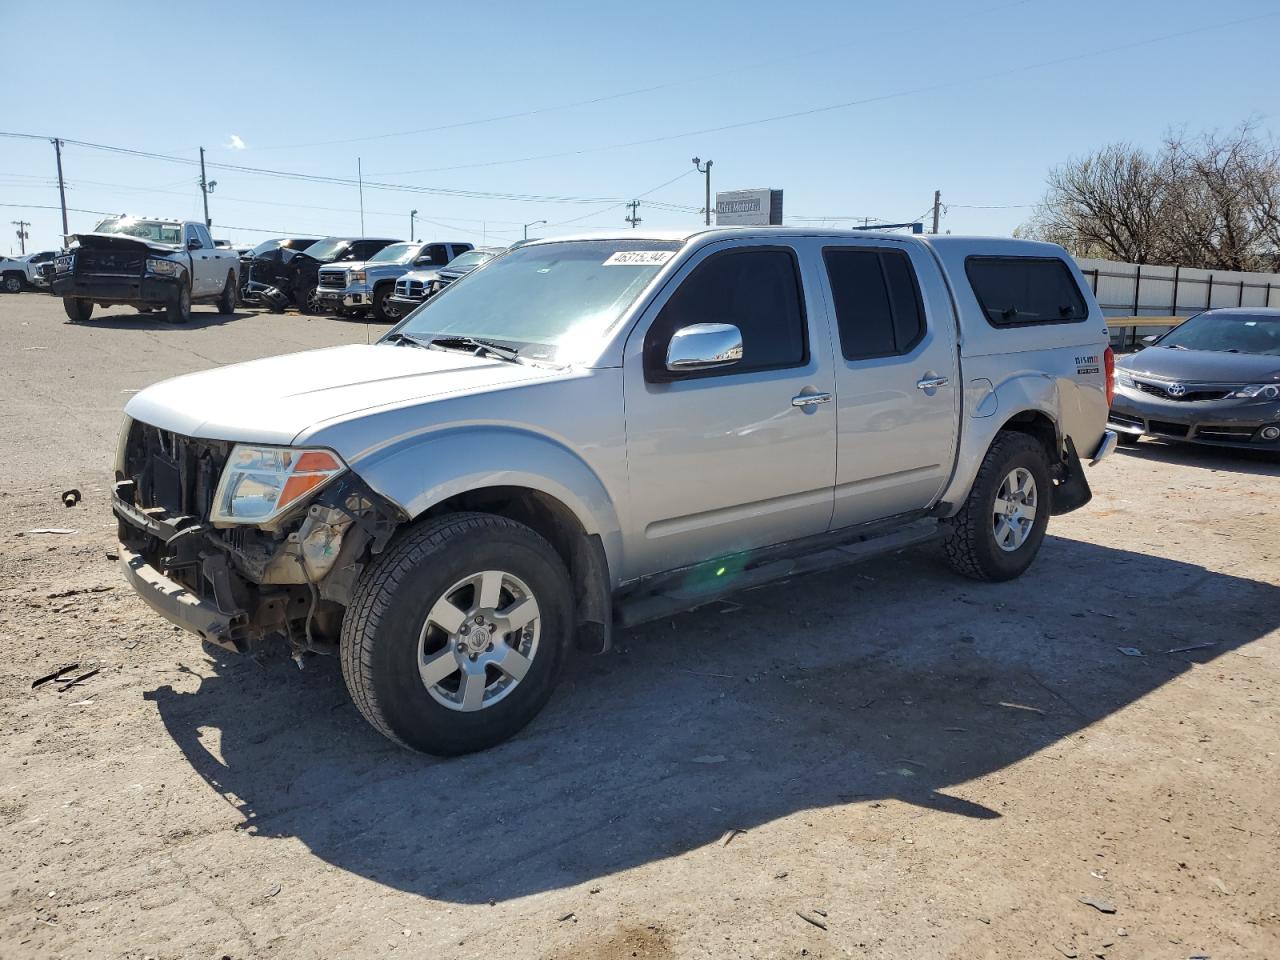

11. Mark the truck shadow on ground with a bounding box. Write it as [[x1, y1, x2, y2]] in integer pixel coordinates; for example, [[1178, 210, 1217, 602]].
[[147, 536, 1280, 905], [65, 308, 252, 329]]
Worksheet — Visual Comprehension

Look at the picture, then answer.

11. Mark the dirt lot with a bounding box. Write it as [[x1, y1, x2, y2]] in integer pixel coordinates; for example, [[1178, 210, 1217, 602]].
[[1, 292, 1277, 960]]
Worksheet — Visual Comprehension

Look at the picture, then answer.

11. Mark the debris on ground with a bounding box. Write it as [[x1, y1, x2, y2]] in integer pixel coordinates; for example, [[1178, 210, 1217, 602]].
[[104, 549, 119, 561], [32, 663, 80, 689], [1116, 647, 1145, 657], [264, 883, 282, 900], [47, 585, 113, 599], [691, 755, 727, 764], [1166, 642, 1216, 654], [1054, 944, 1078, 958], [987, 700, 1047, 716], [1207, 876, 1232, 895], [795, 910, 828, 931], [1079, 896, 1117, 914], [557, 912, 576, 923], [56, 668, 100, 693], [719, 828, 745, 847], [61, 489, 81, 507], [28, 528, 77, 535]]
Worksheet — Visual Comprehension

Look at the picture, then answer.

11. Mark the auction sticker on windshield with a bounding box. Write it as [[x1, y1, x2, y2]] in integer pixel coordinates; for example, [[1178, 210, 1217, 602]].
[[603, 251, 675, 266]]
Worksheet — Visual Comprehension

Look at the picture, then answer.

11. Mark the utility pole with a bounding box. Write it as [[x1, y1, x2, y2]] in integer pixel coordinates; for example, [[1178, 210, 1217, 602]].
[[11, 220, 29, 255], [692, 157, 713, 226], [198, 147, 213, 228], [523, 219, 546, 240], [52, 139, 69, 243], [624, 200, 642, 229], [931, 189, 942, 234], [410, 209, 418, 242], [357, 158, 366, 237]]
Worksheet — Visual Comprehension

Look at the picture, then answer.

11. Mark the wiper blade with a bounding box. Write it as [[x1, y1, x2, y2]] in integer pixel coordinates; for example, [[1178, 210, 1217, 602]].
[[429, 335, 521, 362], [381, 331, 429, 348]]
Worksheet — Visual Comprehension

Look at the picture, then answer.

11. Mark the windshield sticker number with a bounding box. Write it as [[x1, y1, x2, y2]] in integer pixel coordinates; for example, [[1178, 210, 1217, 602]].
[[603, 251, 674, 266]]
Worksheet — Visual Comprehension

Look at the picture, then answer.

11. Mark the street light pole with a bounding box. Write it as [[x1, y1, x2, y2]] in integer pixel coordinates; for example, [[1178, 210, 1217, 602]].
[[692, 157, 713, 226], [410, 209, 418, 242], [523, 219, 546, 240]]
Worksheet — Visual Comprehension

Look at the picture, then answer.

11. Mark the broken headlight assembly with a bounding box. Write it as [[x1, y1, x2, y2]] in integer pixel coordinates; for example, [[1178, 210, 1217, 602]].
[[146, 258, 181, 277], [211, 445, 347, 526], [54, 253, 75, 273]]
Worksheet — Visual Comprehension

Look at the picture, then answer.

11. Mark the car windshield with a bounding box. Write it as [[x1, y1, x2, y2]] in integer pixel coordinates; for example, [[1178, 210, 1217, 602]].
[[296, 238, 350, 262], [1158, 312, 1280, 356], [249, 239, 286, 257], [367, 242, 419, 265], [444, 250, 492, 271], [392, 239, 682, 363], [93, 217, 182, 245]]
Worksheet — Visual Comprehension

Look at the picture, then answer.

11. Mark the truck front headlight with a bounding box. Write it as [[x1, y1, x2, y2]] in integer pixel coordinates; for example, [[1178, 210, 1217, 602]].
[[54, 254, 74, 274], [146, 258, 181, 277], [211, 445, 347, 525], [349, 269, 366, 284]]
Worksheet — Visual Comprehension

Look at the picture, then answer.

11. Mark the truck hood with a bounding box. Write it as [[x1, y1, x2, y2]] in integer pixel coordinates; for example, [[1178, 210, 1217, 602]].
[[71, 232, 181, 255], [124, 343, 563, 447], [399, 268, 441, 283], [1119, 346, 1280, 383]]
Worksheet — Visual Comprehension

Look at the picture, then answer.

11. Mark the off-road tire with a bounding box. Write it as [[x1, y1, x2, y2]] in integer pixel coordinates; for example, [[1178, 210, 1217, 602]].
[[340, 512, 573, 756], [63, 297, 93, 322], [216, 272, 236, 314], [941, 431, 1052, 582], [165, 283, 191, 324]]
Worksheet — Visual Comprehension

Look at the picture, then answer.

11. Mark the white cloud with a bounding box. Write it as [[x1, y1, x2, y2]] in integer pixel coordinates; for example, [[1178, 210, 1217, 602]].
[[225, 134, 246, 150]]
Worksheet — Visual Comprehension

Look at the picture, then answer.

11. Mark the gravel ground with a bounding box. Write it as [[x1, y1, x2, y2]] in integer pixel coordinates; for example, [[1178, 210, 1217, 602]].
[[1, 292, 1277, 960]]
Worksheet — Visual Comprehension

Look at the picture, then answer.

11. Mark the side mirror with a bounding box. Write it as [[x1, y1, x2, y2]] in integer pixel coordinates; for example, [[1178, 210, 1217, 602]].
[[665, 323, 743, 373], [187, 237, 203, 250], [1141, 335, 1159, 346], [413, 257, 432, 266]]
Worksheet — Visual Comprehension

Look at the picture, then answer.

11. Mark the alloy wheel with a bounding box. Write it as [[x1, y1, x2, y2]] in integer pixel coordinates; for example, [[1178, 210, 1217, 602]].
[[992, 466, 1037, 552]]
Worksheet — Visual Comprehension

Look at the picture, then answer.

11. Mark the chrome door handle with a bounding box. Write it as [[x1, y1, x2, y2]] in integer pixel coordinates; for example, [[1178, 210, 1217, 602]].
[[792, 392, 833, 407], [916, 376, 950, 391]]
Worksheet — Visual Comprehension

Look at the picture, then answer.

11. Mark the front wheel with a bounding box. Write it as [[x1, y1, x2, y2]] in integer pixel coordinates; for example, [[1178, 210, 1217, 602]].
[[295, 282, 320, 315], [372, 285, 401, 323], [3, 273, 23, 293], [340, 513, 573, 755], [164, 283, 191, 324], [63, 297, 93, 322], [941, 432, 1052, 582]]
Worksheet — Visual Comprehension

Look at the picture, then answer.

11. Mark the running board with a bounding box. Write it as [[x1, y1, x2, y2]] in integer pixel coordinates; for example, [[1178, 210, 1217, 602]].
[[615, 518, 940, 628]]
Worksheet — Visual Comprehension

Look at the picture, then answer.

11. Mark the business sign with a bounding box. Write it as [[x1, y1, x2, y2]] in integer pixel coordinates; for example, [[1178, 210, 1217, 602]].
[[715, 188, 783, 226]]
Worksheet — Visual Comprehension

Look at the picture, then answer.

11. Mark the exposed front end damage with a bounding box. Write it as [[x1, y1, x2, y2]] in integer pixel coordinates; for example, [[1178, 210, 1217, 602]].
[[114, 420, 402, 658]]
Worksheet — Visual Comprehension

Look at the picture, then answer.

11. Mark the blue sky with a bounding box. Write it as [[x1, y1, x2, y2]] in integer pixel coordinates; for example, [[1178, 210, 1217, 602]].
[[2, 0, 1277, 253]]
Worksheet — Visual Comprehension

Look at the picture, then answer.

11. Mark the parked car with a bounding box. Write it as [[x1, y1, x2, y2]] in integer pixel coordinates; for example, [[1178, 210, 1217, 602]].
[[112, 229, 1114, 755], [316, 240, 472, 321], [388, 246, 502, 315], [51, 217, 239, 323], [286, 237, 401, 314], [21, 250, 60, 289], [238, 237, 321, 304], [1109, 307, 1280, 450], [0, 254, 29, 292]]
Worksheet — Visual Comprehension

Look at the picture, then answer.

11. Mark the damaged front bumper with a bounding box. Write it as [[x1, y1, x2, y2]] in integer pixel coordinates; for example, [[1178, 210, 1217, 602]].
[[120, 544, 247, 651]]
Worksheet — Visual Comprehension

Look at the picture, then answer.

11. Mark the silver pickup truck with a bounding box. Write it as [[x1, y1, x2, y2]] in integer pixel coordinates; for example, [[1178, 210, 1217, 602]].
[[113, 228, 1116, 755], [315, 240, 472, 321]]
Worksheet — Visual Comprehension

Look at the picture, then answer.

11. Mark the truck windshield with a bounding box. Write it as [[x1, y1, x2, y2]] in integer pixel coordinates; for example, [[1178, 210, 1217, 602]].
[[392, 240, 682, 363], [296, 238, 350, 262], [367, 243, 419, 265], [1158, 312, 1280, 356], [93, 218, 182, 245]]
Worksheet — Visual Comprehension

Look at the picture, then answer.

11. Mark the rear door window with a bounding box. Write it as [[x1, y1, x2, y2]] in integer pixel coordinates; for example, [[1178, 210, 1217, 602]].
[[966, 256, 1088, 327], [645, 247, 807, 377], [823, 247, 925, 360]]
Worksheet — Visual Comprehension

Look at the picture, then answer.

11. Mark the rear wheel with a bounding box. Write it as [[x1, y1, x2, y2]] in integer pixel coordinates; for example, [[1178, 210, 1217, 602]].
[[341, 513, 573, 755], [941, 432, 1052, 582], [164, 283, 191, 324], [216, 272, 236, 314], [62, 297, 93, 322]]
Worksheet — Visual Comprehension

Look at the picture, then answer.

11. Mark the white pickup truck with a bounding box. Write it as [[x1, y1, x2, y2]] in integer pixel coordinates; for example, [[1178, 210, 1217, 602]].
[[114, 228, 1116, 755], [52, 217, 239, 323]]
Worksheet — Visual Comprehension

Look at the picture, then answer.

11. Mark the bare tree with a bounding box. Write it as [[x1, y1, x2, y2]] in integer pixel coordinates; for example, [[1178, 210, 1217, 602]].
[[1025, 125, 1280, 271]]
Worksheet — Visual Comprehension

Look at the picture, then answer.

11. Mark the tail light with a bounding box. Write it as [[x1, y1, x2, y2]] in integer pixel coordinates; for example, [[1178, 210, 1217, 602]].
[[1104, 346, 1115, 406]]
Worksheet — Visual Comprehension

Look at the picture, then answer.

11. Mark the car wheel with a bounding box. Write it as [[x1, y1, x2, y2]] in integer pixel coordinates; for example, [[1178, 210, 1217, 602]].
[[372, 285, 400, 323], [1116, 432, 1142, 446], [62, 297, 93, 322], [216, 272, 236, 314], [3, 273, 24, 293], [341, 512, 573, 756], [941, 431, 1051, 582], [295, 282, 320, 315], [164, 283, 191, 324]]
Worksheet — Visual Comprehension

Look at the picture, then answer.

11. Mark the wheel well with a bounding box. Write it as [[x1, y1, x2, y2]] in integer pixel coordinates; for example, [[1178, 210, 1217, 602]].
[[997, 410, 1061, 465], [421, 486, 612, 650]]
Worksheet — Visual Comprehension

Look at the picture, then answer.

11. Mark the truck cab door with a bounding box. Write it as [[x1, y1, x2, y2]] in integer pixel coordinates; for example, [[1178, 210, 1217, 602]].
[[817, 239, 960, 528], [621, 240, 837, 579]]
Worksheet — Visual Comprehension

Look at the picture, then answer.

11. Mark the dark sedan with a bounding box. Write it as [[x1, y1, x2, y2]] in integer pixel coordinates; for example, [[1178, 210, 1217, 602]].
[[1108, 308, 1280, 450]]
